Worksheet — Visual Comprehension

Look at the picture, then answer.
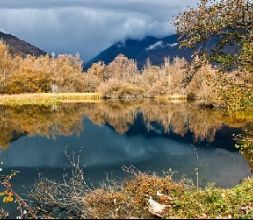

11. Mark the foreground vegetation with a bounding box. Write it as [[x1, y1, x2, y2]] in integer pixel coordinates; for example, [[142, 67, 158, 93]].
[[1, 163, 252, 219], [84, 174, 253, 219]]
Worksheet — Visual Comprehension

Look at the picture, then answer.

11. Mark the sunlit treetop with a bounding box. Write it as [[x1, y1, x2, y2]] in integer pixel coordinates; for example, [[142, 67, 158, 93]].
[[175, 0, 253, 71]]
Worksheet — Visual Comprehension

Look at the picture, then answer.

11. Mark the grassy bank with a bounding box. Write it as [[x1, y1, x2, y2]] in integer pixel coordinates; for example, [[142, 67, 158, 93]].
[[0, 93, 189, 106], [84, 174, 253, 219], [0, 93, 101, 105], [29, 171, 253, 219]]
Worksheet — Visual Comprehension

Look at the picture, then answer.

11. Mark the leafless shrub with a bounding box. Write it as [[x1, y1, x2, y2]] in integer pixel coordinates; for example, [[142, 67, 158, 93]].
[[0, 209, 8, 219], [30, 151, 90, 219]]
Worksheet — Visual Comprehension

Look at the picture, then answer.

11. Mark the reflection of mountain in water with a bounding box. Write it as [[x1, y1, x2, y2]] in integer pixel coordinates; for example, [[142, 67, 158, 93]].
[[125, 115, 242, 152], [1, 116, 251, 188], [0, 101, 251, 149], [0, 101, 252, 188]]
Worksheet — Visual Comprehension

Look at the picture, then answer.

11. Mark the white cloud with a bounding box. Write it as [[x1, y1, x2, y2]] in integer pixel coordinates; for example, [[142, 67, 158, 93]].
[[0, 0, 197, 60], [0, 28, 7, 33]]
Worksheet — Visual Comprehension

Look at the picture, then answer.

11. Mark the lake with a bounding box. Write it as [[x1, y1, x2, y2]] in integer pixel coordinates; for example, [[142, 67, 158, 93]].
[[0, 100, 252, 207]]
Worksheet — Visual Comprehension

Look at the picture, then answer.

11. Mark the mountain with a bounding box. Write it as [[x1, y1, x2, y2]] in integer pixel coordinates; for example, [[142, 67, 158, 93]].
[[85, 35, 193, 69], [0, 31, 47, 57]]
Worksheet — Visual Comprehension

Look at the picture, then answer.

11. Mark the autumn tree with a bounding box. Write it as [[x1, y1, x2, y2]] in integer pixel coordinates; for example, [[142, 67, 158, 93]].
[[0, 45, 87, 94], [107, 54, 139, 81], [87, 61, 106, 81], [175, 0, 253, 70], [52, 54, 85, 92], [0, 42, 18, 93], [7, 55, 52, 93]]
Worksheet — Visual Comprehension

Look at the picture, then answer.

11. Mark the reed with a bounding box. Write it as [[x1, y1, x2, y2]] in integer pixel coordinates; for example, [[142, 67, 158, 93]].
[[0, 93, 101, 105]]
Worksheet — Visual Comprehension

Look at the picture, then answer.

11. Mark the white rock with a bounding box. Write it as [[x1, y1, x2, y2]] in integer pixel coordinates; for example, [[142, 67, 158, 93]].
[[148, 196, 167, 218]]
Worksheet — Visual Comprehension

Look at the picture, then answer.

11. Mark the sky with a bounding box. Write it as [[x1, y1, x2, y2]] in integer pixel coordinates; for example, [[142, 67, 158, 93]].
[[0, 0, 197, 61]]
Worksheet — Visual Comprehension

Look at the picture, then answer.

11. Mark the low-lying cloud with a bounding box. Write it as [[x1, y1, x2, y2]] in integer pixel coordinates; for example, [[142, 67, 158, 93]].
[[0, 0, 197, 61]]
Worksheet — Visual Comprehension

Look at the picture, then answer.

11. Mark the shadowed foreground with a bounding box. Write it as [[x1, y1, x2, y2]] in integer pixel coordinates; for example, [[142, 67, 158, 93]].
[[84, 174, 253, 219], [30, 168, 253, 219]]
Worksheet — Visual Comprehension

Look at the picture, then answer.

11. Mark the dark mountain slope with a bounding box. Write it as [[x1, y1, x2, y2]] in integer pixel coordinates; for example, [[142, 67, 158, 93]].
[[0, 31, 47, 57], [85, 35, 193, 69]]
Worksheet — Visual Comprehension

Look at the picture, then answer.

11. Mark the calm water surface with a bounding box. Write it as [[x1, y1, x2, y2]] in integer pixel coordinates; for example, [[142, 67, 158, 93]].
[[0, 101, 252, 207]]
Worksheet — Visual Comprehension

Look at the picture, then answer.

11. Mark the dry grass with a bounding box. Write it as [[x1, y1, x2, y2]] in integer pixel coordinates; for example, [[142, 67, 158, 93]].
[[30, 167, 253, 219], [0, 93, 101, 105], [84, 174, 253, 219], [159, 94, 187, 100]]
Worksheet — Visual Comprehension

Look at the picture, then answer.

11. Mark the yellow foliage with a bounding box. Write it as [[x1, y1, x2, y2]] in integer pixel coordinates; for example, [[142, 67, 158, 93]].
[[0, 43, 85, 94]]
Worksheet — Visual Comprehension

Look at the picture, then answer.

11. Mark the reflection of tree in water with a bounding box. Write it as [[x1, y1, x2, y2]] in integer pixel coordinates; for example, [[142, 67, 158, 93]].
[[0, 105, 85, 148], [80, 101, 140, 135], [139, 102, 222, 141], [0, 101, 252, 150]]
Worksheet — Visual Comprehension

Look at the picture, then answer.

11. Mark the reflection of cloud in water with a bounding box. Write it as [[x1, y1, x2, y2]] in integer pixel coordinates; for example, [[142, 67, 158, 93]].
[[2, 120, 192, 168], [1, 119, 251, 187]]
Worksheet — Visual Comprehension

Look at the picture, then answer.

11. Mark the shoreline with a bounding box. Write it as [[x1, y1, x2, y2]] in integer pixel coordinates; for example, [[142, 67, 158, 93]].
[[0, 93, 189, 105], [0, 93, 101, 105]]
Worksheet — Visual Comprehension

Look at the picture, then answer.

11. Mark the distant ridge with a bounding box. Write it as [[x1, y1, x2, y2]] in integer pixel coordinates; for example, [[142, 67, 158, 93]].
[[85, 35, 193, 69], [0, 31, 47, 57]]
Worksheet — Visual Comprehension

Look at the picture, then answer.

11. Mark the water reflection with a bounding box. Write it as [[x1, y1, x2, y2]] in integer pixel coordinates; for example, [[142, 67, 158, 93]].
[[0, 101, 252, 187], [0, 101, 252, 148]]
